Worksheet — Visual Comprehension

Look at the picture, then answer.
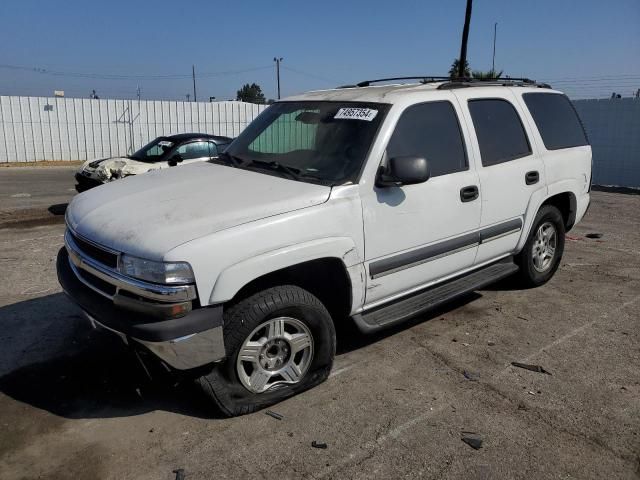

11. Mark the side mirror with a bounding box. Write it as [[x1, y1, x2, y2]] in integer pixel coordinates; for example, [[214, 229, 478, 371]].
[[168, 153, 183, 167], [377, 156, 430, 187]]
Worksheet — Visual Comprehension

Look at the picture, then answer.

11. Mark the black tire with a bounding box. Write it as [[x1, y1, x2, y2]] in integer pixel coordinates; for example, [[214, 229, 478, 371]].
[[515, 205, 565, 287], [197, 285, 335, 417]]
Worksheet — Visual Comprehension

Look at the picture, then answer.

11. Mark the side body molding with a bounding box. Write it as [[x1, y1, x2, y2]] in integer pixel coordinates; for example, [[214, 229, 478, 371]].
[[208, 237, 363, 305]]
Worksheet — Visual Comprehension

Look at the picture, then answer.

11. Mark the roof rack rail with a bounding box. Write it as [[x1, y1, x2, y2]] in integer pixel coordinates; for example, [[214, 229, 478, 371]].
[[438, 77, 552, 89], [336, 76, 552, 90], [337, 76, 450, 89]]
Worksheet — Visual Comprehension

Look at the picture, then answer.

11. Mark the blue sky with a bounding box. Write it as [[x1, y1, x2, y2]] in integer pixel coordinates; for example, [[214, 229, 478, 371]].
[[1, 0, 638, 100]]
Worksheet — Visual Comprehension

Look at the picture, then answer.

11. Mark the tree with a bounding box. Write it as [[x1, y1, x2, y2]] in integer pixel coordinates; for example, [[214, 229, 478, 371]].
[[449, 59, 470, 79], [236, 83, 266, 104], [471, 69, 503, 80]]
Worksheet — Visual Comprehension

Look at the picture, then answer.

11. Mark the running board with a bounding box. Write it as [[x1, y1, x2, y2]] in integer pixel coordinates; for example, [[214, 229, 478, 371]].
[[352, 258, 519, 333]]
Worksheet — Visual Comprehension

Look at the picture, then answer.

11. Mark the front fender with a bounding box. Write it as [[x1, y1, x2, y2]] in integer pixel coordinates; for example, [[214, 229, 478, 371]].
[[208, 237, 362, 304]]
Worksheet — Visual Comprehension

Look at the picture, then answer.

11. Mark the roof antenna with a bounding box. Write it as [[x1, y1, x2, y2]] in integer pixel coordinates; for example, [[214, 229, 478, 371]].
[[457, 0, 473, 79]]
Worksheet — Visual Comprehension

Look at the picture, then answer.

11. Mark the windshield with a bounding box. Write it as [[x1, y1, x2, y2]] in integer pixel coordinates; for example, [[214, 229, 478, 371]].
[[129, 138, 175, 162], [223, 101, 389, 185]]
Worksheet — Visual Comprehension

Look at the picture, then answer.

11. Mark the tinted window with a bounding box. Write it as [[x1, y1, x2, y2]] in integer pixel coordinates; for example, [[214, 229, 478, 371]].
[[523, 93, 588, 150], [386, 101, 467, 177], [248, 108, 318, 154], [207, 142, 219, 156], [226, 101, 389, 185], [176, 141, 214, 160], [468, 99, 531, 166]]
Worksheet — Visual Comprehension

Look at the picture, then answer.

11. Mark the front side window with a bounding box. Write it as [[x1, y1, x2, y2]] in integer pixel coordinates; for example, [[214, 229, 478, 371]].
[[468, 99, 531, 166], [224, 101, 389, 185], [175, 141, 216, 160], [130, 138, 174, 162], [386, 101, 467, 177], [523, 93, 588, 150]]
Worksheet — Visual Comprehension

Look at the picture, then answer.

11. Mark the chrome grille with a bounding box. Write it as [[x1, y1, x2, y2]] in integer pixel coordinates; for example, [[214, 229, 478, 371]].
[[69, 230, 119, 268]]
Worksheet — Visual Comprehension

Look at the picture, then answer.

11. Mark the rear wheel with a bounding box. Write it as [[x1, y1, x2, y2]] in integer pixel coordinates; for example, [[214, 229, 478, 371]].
[[197, 285, 335, 417], [516, 205, 565, 287]]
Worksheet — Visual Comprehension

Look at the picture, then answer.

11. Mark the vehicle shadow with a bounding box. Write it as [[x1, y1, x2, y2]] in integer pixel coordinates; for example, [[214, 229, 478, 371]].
[[335, 292, 483, 355], [0, 279, 520, 420], [0, 293, 223, 420], [48, 203, 68, 216]]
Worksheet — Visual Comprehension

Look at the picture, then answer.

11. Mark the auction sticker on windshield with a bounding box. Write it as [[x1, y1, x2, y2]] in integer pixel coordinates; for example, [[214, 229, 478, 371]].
[[334, 108, 378, 121]]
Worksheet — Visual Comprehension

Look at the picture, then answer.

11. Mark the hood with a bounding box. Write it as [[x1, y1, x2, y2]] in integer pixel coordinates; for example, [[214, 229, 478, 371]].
[[81, 156, 156, 182], [66, 162, 331, 259]]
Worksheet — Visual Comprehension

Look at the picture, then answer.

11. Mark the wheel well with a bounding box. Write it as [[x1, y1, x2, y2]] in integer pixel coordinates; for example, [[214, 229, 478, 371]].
[[229, 258, 352, 322], [541, 192, 577, 231]]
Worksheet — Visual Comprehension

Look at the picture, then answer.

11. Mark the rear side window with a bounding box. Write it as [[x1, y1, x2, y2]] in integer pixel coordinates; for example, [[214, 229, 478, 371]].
[[468, 99, 531, 166], [386, 101, 467, 177], [523, 93, 588, 150]]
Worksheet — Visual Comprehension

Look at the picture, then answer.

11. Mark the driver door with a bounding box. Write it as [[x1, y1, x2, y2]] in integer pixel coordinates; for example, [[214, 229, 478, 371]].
[[361, 98, 481, 305]]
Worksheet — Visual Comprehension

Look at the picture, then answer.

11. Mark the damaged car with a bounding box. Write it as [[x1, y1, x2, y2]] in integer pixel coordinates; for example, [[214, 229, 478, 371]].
[[58, 77, 591, 416], [74, 133, 232, 192]]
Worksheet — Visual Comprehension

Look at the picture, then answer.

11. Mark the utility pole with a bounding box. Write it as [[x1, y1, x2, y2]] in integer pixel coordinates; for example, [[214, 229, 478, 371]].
[[192, 65, 197, 102], [492, 22, 497, 73], [274, 57, 283, 99], [457, 0, 473, 78], [136, 85, 141, 101]]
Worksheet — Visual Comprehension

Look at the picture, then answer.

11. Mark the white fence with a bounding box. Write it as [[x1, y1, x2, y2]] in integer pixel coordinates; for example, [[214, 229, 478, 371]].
[[0, 96, 268, 163]]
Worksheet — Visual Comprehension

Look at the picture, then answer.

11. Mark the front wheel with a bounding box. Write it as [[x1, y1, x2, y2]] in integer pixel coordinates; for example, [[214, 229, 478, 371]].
[[516, 205, 566, 287], [197, 285, 335, 417]]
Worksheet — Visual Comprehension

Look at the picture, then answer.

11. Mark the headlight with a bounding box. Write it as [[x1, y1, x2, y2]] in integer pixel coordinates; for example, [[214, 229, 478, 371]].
[[119, 254, 195, 284]]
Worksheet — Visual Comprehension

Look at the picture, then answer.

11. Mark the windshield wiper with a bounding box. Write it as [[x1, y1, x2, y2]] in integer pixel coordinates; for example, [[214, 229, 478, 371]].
[[243, 159, 302, 181], [218, 151, 245, 166]]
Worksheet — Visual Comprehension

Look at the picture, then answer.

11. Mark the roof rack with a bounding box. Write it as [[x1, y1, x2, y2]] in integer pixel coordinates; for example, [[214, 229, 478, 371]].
[[337, 76, 450, 89], [438, 77, 552, 89], [336, 76, 552, 90]]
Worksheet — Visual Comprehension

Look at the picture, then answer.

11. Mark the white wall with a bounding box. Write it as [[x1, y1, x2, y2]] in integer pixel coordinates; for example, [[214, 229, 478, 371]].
[[0, 96, 268, 162]]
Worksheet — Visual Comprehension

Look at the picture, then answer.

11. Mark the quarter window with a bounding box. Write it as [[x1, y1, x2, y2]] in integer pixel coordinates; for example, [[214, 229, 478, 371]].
[[523, 93, 588, 150], [468, 99, 531, 166], [386, 101, 467, 177]]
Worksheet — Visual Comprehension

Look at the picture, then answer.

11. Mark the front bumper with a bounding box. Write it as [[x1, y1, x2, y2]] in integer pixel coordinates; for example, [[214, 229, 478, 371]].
[[75, 172, 102, 192], [56, 246, 226, 370]]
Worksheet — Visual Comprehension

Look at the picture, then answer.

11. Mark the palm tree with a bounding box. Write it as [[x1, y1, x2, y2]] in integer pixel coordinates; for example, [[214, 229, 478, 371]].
[[449, 59, 470, 79], [471, 69, 503, 80]]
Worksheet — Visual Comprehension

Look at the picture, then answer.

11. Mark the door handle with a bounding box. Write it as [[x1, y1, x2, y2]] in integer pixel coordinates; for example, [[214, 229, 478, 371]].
[[460, 185, 479, 202], [525, 170, 539, 185]]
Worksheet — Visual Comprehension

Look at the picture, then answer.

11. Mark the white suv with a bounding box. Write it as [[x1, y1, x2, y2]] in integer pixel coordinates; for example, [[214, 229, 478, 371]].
[[57, 78, 592, 416]]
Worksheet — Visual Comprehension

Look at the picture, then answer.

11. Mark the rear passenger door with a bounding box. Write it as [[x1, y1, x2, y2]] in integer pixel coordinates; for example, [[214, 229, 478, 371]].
[[453, 89, 546, 264]]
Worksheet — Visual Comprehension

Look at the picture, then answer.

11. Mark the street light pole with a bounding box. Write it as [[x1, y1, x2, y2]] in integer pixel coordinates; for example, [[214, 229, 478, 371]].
[[192, 65, 197, 102], [458, 0, 473, 78], [492, 22, 497, 73], [274, 57, 283, 99]]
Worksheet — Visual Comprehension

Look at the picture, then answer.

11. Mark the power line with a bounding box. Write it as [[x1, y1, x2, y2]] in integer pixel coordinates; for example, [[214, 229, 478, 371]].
[[541, 74, 640, 82], [280, 66, 343, 85], [0, 63, 272, 80]]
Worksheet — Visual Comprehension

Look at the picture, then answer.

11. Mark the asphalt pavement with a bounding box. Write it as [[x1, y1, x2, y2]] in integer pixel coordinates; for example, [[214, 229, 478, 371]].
[[0, 191, 638, 479], [0, 166, 78, 228]]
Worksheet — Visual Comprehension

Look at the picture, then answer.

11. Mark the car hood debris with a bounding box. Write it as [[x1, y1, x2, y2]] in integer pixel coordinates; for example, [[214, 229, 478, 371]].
[[80, 156, 160, 182]]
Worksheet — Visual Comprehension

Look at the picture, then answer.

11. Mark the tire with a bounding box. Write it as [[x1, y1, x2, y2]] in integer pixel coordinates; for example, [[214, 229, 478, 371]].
[[515, 205, 565, 287], [197, 285, 335, 417]]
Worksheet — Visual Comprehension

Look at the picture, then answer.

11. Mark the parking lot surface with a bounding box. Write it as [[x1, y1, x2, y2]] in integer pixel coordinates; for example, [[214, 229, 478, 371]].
[[0, 191, 638, 479], [0, 166, 76, 228]]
